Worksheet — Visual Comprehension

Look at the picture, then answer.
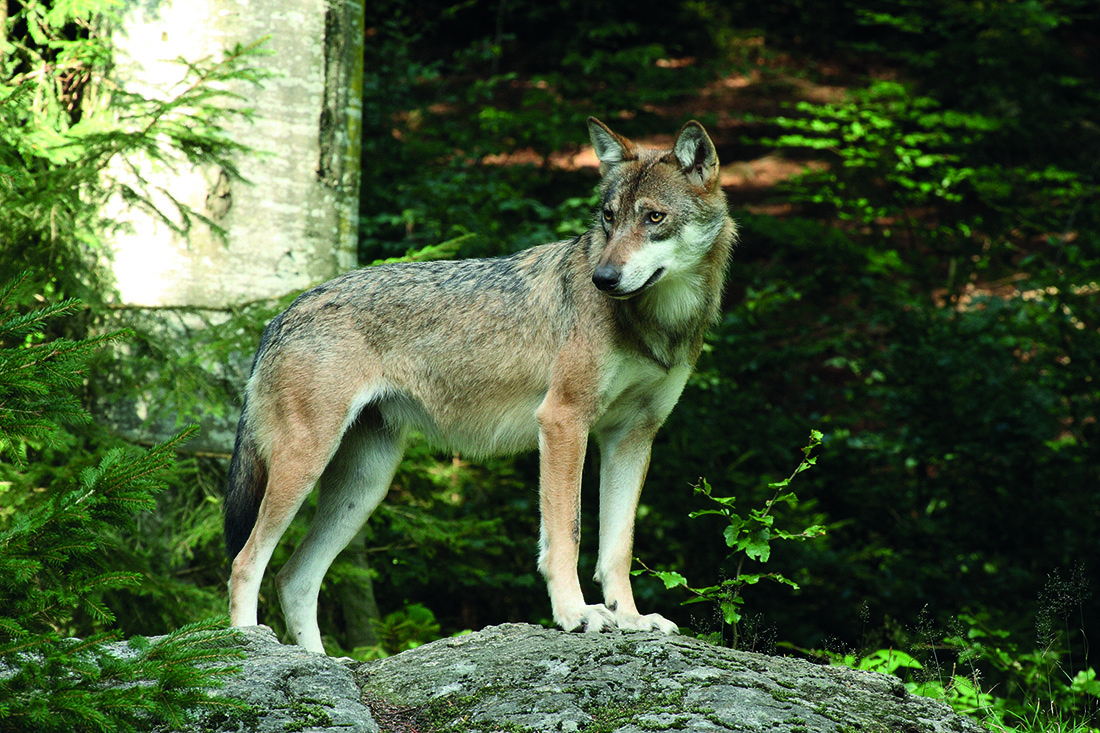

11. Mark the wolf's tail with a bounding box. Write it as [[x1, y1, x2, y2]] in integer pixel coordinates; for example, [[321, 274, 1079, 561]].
[[224, 397, 268, 561]]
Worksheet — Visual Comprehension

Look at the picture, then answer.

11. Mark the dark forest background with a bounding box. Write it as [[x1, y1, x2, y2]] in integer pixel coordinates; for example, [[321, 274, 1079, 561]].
[[3, 0, 1098, 729]]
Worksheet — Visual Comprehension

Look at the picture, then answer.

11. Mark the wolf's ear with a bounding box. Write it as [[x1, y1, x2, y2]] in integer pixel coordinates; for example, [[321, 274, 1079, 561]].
[[673, 121, 720, 189], [588, 117, 636, 175]]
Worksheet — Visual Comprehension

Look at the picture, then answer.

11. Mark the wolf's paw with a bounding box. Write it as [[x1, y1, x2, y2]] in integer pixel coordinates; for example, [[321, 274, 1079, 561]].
[[613, 610, 680, 635], [557, 603, 617, 633]]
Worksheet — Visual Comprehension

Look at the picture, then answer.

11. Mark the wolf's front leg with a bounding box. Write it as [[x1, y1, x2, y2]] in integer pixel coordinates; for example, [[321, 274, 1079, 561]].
[[536, 397, 615, 632], [594, 423, 679, 634]]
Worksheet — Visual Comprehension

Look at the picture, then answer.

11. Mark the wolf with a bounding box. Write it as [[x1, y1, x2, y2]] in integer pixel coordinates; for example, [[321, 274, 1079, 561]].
[[224, 117, 737, 654]]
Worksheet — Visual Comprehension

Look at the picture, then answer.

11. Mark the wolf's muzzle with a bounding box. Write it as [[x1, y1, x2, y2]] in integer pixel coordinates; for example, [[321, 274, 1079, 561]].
[[593, 266, 665, 299]]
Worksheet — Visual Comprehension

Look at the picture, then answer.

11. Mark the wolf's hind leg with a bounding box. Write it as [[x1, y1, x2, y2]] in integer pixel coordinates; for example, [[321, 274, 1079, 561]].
[[277, 417, 404, 654], [229, 445, 326, 630]]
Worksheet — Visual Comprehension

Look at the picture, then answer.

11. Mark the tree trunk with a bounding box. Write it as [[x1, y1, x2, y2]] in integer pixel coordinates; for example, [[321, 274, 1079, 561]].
[[97, 0, 364, 453], [105, 0, 362, 307]]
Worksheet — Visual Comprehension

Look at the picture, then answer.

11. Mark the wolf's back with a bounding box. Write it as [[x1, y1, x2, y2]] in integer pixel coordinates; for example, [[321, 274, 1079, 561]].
[[224, 398, 268, 561]]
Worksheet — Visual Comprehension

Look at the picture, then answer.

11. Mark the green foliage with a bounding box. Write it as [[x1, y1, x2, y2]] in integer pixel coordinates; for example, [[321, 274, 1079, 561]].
[[816, 601, 1099, 731], [764, 76, 1099, 299], [1, 620, 245, 733], [363, 603, 443, 659], [0, 272, 111, 467], [0, 274, 244, 732], [638, 431, 826, 648], [726, 31, 1098, 654], [849, 0, 1099, 167], [0, 429, 187, 636], [822, 644, 1002, 721], [683, 199, 1097, 657], [0, 0, 269, 643], [765, 80, 998, 229], [652, 2, 1098, 686]]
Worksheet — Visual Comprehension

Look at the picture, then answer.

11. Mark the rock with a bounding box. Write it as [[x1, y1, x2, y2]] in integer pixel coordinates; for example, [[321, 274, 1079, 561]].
[[355, 623, 983, 733], [171, 625, 379, 733], [132, 622, 981, 732]]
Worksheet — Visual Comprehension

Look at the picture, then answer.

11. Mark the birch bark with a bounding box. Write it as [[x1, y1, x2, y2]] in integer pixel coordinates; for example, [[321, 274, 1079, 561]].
[[99, 0, 364, 451], [105, 0, 363, 308]]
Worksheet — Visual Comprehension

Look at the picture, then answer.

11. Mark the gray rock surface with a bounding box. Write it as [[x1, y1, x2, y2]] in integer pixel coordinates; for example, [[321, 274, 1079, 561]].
[[130, 623, 982, 732], [170, 625, 378, 733], [355, 623, 983, 733]]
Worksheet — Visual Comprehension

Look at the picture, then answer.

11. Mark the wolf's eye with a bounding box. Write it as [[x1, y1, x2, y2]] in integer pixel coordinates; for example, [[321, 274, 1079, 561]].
[[602, 208, 614, 223], [647, 211, 666, 224]]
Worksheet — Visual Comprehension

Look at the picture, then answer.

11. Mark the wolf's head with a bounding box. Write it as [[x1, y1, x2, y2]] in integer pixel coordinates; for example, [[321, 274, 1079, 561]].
[[587, 117, 732, 308]]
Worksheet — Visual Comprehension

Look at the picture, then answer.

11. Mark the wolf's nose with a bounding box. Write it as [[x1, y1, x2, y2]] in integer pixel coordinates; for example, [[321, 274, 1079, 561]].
[[592, 265, 621, 292]]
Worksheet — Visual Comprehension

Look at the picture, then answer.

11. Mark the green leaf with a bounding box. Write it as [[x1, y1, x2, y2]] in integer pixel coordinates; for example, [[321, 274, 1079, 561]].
[[688, 508, 729, 519], [770, 491, 797, 506], [705, 494, 739, 508], [719, 598, 743, 625], [738, 528, 771, 562], [722, 518, 744, 548], [654, 571, 688, 590], [768, 573, 800, 590], [859, 648, 923, 675], [1070, 668, 1099, 697]]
